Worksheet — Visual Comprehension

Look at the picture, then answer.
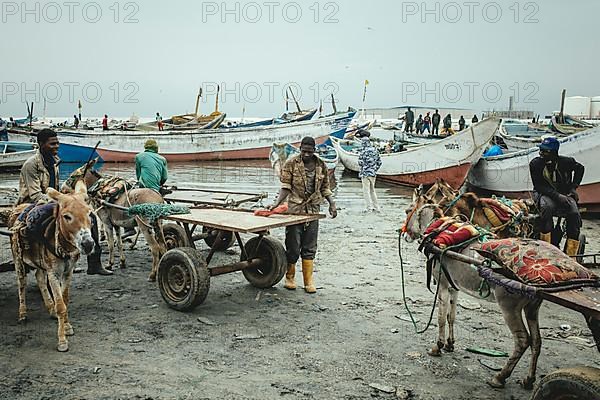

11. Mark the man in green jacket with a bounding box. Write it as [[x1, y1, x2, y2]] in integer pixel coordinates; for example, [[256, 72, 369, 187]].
[[135, 139, 168, 193]]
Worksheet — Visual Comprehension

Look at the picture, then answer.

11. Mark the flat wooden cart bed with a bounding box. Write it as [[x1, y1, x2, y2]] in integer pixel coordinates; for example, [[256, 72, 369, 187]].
[[162, 188, 268, 251], [157, 207, 324, 311], [430, 247, 600, 400]]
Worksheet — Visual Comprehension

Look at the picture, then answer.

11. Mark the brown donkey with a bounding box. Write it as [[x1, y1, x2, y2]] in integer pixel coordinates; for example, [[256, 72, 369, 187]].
[[9, 181, 95, 352], [64, 160, 167, 281], [410, 179, 532, 239]]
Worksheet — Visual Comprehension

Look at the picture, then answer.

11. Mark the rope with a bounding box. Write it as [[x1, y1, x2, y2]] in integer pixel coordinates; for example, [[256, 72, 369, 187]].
[[398, 229, 441, 334], [126, 203, 190, 223]]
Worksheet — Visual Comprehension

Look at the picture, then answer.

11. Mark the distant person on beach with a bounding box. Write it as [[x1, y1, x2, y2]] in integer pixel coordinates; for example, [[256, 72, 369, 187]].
[[442, 114, 455, 135], [269, 136, 337, 293], [459, 115, 466, 131], [423, 112, 431, 134], [73, 115, 80, 129], [432, 109, 441, 135], [403, 107, 414, 133], [472, 114, 479, 124], [102, 114, 109, 131], [358, 136, 382, 213], [17, 129, 112, 275], [415, 114, 423, 134], [156, 112, 164, 131]]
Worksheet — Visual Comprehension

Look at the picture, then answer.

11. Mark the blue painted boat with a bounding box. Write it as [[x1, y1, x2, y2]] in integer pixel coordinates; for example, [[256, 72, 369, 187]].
[[58, 141, 103, 163]]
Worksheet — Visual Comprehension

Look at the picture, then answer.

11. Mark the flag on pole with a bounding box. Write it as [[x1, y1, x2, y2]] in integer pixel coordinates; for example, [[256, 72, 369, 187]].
[[362, 79, 369, 102]]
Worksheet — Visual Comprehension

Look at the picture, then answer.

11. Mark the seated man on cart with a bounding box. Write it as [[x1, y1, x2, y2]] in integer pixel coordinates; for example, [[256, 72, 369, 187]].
[[269, 136, 337, 293], [529, 136, 584, 256]]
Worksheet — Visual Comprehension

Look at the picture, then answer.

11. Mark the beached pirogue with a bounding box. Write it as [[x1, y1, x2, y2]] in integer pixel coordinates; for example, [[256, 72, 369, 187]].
[[332, 117, 500, 189]]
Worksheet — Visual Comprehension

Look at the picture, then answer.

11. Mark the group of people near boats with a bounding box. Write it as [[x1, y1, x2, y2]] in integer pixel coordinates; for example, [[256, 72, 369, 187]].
[[12, 125, 586, 295], [402, 107, 480, 136]]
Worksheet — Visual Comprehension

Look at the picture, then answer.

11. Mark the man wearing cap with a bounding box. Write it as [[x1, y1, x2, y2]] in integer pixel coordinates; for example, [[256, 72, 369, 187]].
[[135, 139, 168, 193], [529, 136, 585, 256], [270, 136, 337, 293], [18, 129, 112, 275]]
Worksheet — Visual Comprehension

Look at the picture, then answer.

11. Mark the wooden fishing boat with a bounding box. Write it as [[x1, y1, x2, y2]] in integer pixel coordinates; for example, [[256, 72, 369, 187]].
[[332, 117, 500, 189], [0, 141, 36, 169], [269, 142, 338, 181], [468, 126, 600, 212], [54, 111, 355, 163]]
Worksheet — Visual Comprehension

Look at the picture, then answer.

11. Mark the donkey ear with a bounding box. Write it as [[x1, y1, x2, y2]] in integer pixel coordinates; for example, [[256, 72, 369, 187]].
[[74, 180, 88, 195], [417, 184, 424, 196], [47, 188, 63, 202]]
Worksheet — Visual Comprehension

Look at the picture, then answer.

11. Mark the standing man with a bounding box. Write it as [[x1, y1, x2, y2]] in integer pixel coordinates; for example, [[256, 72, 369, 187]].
[[18, 129, 112, 275], [270, 136, 337, 293], [472, 114, 479, 124], [415, 114, 423, 135], [458, 115, 466, 131], [422, 112, 431, 135], [442, 114, 454, 135], [73, 114, 80, 129], [135, 139, 168, 193], [156, 112, 164, 131], [529, 136, 584, 255], [404, 107, 415, 133], [102, 114, 109, 131], [358, 135, 382, 212], [432, 109, 441, 135]]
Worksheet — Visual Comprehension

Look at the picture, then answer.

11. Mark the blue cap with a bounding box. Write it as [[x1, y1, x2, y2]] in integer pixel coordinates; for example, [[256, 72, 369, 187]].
[[539, 136, 560, 152]]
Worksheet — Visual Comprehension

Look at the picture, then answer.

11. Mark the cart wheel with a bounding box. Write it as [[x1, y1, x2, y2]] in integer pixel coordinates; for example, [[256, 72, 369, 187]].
[[158, 247, 210, 311], [202, 227, 236, 251], [241, 236, 286, 288], [162, 223, 191, 250], [530, 367, 600, 400], [577, 233, 587, 264]]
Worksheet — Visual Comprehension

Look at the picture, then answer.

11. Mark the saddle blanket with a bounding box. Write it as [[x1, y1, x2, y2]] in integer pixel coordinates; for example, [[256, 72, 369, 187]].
[[475, 238, 598, 286]]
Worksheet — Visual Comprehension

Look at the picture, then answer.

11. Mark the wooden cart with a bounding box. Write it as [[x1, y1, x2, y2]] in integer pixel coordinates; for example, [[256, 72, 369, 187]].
[[157, 207, 324, 312], [162, 188, 268, 251], [429, 247, 600, 400]]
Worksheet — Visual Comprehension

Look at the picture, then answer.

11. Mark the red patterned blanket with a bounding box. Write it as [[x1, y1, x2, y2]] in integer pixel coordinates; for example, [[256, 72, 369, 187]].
[[475, 238, 598, 286]]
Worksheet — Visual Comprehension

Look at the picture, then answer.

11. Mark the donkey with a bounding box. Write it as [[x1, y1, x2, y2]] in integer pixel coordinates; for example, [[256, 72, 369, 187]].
[[411, 179, 532, 239], [402, 201, 543, 389], [9, 181, 95, 352], [64, 160, 167, 281]]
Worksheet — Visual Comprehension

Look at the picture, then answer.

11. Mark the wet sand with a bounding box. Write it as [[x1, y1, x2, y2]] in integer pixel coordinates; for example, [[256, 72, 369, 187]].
[[1, 162, 599, 400]]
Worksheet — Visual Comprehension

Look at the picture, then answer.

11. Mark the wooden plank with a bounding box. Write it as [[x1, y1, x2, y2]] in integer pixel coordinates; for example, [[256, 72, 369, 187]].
[[165, 208, 325, 233], [539, 287, 600, 320], [164, 190, 266, 207]]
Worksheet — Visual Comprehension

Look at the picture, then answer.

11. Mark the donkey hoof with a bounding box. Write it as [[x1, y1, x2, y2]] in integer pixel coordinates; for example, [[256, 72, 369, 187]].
[[120, 261, 127, 268], [65, 325, 74, 336], [443, 343, 455, 352], [18, 315, 28, 323], [147, 275, 156, 282], [57, 342, 69, 352], [487, 376, 505, 389], [428, 347, 442, 357], [520, 376, 535, 390]]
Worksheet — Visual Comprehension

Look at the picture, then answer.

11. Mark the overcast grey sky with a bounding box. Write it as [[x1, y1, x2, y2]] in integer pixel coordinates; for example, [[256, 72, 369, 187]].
[[0, 0, 598, 118]]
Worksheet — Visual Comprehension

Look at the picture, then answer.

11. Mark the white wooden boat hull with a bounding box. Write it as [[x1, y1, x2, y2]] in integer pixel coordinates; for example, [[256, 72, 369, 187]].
[[54, 112, 354, 162], [468, 126, 600, 212], [332, 118, 500, 189]]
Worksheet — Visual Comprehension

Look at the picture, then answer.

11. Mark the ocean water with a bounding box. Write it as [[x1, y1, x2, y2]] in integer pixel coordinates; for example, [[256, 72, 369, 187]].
[[1, 159, 414, 210]]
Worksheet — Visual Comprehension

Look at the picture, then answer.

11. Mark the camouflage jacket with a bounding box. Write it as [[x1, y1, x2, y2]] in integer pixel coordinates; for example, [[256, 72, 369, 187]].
[[280, 155, 332, 213]]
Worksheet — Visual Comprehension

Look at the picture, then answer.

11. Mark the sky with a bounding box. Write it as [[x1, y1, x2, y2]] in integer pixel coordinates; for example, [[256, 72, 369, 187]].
[[0, 0, 598, 118]]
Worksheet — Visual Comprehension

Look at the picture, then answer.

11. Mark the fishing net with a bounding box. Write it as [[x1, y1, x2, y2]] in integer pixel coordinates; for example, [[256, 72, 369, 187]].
[[126, 204, 190, 222]]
